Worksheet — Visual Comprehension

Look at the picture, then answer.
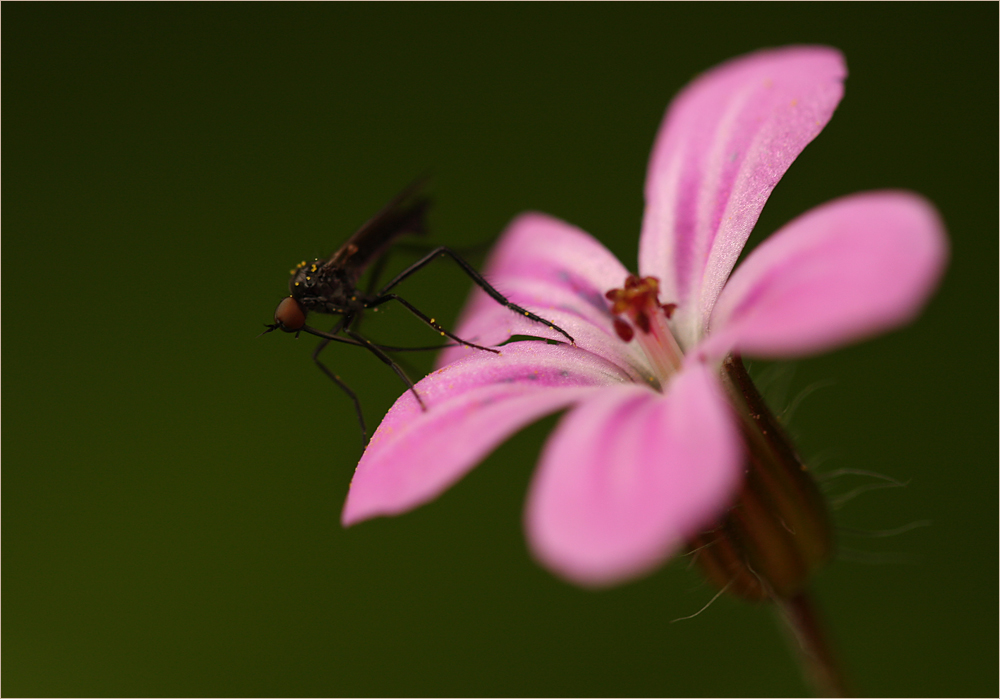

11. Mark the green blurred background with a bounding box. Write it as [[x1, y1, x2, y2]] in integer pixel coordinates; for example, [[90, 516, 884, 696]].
[[4, 4, 996, 697]]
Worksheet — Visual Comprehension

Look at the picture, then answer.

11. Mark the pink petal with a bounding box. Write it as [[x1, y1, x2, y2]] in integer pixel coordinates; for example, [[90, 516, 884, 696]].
[[639, 46, 846, 349], [342, 342, 631, 526], [700, 191, 948, 359], [437, 213, 639, 372], [524, 361, 742, 588]]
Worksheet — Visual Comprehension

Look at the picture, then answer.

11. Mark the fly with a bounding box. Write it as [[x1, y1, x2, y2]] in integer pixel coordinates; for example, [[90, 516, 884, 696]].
[[261, 180, 575, 445]]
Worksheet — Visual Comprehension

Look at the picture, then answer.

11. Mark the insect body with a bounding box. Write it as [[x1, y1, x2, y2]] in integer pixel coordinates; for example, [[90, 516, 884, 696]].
[[274, 183, 430, 330], [263, 180, 575, 445]]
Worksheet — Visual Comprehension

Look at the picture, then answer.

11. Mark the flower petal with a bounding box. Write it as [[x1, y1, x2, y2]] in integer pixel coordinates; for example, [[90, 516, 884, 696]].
[[639, 46, 846, 349], [437, 213, 647, 376], [700, 191, 948, 359], [342, 342, 630, 526], [524, 361, 742, 587]]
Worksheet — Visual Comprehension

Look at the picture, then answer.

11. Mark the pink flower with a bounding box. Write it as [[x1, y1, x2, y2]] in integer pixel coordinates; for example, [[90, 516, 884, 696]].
[[340, 46, 948, 588]]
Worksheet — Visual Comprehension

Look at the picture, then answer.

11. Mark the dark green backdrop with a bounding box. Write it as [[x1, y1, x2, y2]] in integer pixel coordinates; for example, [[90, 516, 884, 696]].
[[5, 4, 996, 697]]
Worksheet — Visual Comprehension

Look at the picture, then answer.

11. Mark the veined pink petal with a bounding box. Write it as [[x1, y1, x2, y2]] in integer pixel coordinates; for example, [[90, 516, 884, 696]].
[[342, 342, 630, 526], [525, 362, 742, 588], [700, 191, 948, 359], [438, 213, 635, 368], [639, 46, 846, 350]]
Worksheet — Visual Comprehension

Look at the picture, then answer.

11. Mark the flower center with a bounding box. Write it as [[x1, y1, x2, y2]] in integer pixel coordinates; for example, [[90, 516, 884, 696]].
[[605, 275, 684, 386]]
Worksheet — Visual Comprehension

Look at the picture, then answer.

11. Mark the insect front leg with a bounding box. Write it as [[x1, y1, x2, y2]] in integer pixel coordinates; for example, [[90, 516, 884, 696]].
[[311, 337, 368, 447], [299, 323, 428, 413], [342, 328, 427, 411], [375, 246, 576, 344]]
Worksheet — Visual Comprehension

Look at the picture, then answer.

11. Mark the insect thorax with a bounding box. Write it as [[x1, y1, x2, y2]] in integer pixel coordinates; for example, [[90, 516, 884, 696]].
[[288, 261, 362, 315]]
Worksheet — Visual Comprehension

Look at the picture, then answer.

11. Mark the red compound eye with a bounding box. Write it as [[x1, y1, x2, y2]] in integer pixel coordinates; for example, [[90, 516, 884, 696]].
[[274, 297, 306, 332]]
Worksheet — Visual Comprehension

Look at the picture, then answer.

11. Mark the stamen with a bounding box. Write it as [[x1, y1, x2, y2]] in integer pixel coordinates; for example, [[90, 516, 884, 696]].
[[613, 317, 634, 342], [606, 275, 685, 384]]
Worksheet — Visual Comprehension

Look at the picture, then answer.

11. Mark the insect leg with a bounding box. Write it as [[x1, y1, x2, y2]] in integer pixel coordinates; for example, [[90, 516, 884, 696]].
[[367, 293, 500, 354], [375, 246, 575, 344], [342, 328, 427, 411], [299, 324, 428, 412], [308, 317, 368, 446], [310, 314, 456, 353], [311, 342, 368, 447]]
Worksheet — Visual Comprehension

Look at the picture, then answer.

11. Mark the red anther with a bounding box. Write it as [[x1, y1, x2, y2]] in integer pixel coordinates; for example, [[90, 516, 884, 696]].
[[662, 302, 677, 319], [634, 311, 651, 334], [605, 288, 629, 315], [624, 274, 649, 290], [605, 275, 672, 336], [613, 316, 634, 342]]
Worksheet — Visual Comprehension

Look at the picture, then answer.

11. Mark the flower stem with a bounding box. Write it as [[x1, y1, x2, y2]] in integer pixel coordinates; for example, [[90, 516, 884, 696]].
[[775, 591, 852, 697], [688, 357, 853, 695], [691, 356, 834, 601]]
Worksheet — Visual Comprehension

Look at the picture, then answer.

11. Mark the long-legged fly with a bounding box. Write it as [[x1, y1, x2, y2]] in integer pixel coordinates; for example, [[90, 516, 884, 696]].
[[262, 180, 575, 444]]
